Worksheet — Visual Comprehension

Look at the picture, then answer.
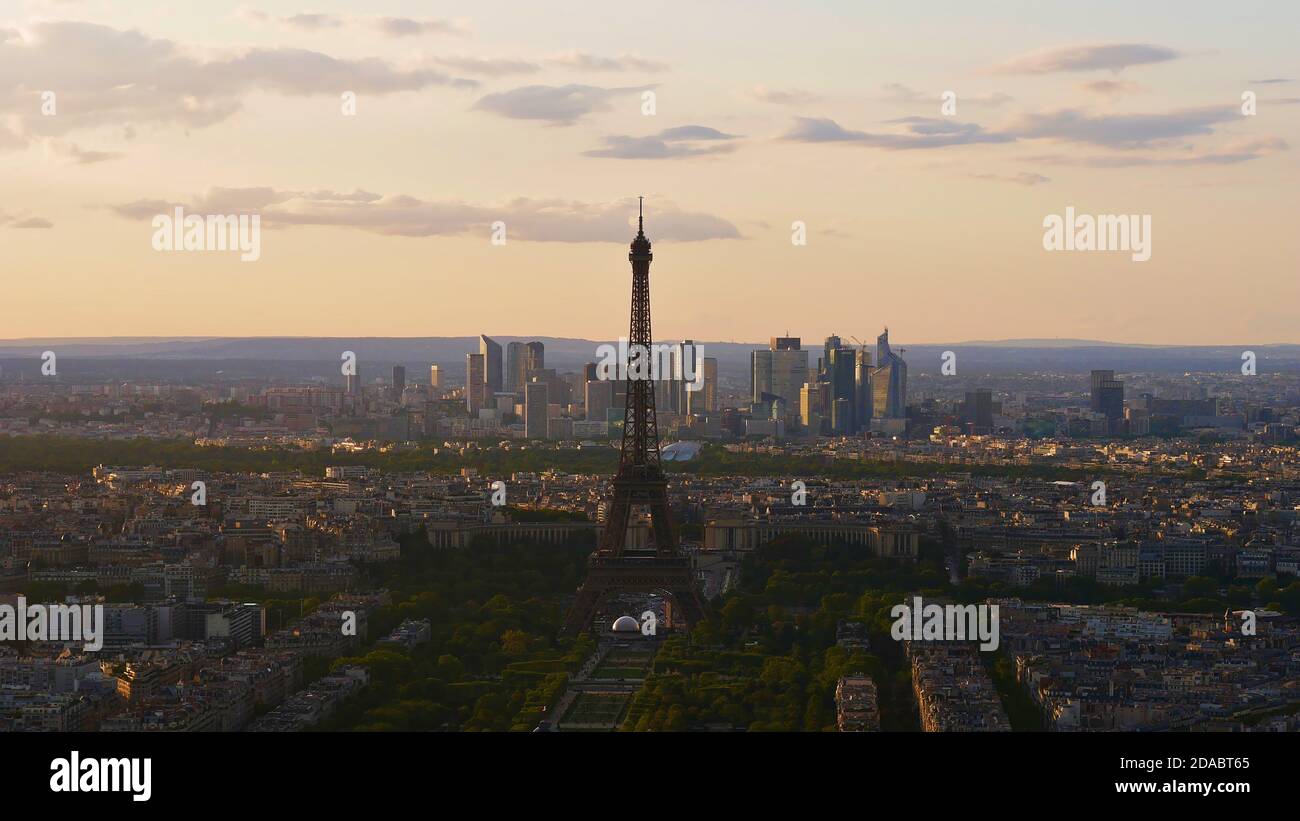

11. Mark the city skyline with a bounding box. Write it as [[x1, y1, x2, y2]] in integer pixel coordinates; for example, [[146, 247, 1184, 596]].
[[3, 1, 1299, 344]]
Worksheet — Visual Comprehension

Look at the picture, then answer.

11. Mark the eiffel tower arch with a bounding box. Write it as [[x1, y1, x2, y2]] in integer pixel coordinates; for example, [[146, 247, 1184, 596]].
[[561, 200, 706, 635]]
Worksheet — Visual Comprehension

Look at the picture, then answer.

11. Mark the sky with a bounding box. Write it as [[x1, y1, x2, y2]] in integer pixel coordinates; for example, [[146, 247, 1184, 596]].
[[1, 0, 1298, 345]]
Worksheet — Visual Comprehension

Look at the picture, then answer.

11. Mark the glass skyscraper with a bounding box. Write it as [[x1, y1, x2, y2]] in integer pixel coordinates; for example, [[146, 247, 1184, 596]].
[[479, 335, 502, 394], [871, 328, 907, 419]]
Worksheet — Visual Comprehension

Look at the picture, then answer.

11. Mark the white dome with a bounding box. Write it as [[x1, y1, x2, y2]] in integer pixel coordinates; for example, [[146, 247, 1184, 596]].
[[661, 441, 702, 462], [611, 615, 640, 632]]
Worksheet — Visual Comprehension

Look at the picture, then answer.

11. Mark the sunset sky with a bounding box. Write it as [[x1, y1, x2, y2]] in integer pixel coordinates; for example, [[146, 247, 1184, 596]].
[[2, 0, 1298, 345]]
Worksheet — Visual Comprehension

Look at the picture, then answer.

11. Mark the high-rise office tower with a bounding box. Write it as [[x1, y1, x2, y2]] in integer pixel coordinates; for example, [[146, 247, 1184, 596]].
[[801, 381, 828, 433], [480, 335, 502, 394], [526, 341, 545, 374], [583, 362, 598, 382], [655, 373, 675, 414], [429, 365, 441, 389], [346, 361, 361, 396], [466, 353, 486, 413], [564, 372, 587, 409], [672, 340, 702, 415], [832, 397, 852, 434], [506, 341, 527, 392], [871, 328, 907, 419], [586, 379, 614, 423], [963, 389, 994, 433], [1090, 370, 1115, 412], [822, 334, 842, 378], [751, 337, 808, 427], [528, 367, 567, 407], [524, 379, 549, 439], [1096, 377, 1124, 433], [392, 365, 406, 400], [854, 348, 873, 429], [828, 346, 857, 433], [688, 356, 718, 415]]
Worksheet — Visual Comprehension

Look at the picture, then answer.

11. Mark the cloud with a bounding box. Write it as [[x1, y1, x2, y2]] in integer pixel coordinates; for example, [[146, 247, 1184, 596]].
[[749, 84, 820, 106], [109, 189, 741, 242], [1079, 79, 1145, 97], [0, 211, 53, 228], [584, 125, 739, 159], [433, 51, 666, 80], [110, 187, 381, 218], [11, 217, 53, 228], [880, 83, 1012, 107], [44, 139, 123, 164], [1249, 78, 1292, 84], [995, 43, 1182, 74], [779, 96, 1285, 162], [1005, 105, 1239, 148], [238, 9, 467, 37], [969, 171, 1050, 185], [374, 17, 466, 38], [780, 116, 1014, 149], [474, 83, 652, 124], [1028, 136, 1287, 167], [0, 22, 476, 151], [433, 55, 540, 77], [545, 51, 667, 72], [277, 13, 341, 32]]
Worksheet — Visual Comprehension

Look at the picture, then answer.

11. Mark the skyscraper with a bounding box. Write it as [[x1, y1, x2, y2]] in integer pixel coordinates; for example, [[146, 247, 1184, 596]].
[[480, 335, 502, 394], [429, 365, 441, 389], [392, 365, 406, 400], [525, 378, 549, 438], [1097, 378, 1124, 434], [827, 345, 857, 433], [506, 341, 527, 393], [963, 388, 993, 433], [822, 334, 842, 378], [465, 353, 486, 413], [871, 328, 907, 419], [689, 356, 718, 415], [1090, 370, 1115, 412], [671, 340, 702, 415], [800, 381, 822, 430], [854, 347, 873, 429], [752, 337, 808, 427], [346, 361, 360, 396], [526, 341, 544, 374], [586, 379, 614, 423]]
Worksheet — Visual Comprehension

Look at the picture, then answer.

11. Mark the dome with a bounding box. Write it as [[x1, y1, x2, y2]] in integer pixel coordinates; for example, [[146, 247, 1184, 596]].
[[661, 441, 702, 462], [611, 615, 640, 633]]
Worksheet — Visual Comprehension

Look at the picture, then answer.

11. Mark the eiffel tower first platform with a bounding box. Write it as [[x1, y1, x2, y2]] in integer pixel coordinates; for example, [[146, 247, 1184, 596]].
[[560, 200, 706, 635]]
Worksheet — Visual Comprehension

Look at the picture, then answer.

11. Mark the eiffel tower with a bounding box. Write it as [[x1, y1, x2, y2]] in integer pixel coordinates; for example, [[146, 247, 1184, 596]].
[[561, 199, 706, 635]]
